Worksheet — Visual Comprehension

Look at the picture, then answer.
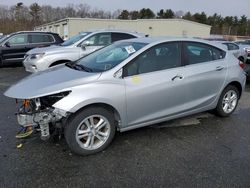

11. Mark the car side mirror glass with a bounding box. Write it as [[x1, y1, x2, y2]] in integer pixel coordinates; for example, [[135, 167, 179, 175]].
[[81, 44, 86, 51], [5, 41, 10, 47], [81, 41, 91, 50]]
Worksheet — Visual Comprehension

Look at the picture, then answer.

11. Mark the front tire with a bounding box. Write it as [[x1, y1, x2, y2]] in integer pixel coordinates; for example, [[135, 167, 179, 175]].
[[215, 85, 239, 117], [65, 107, 116, 156]]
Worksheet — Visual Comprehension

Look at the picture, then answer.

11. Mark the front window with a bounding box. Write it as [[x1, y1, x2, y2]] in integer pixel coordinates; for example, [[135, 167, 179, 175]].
[[69, 42, 147, 72], [60, 32, 91, 46], [123, 42, 182, 77], [7, 34, 28, 45], [81, 33, 111, 46]]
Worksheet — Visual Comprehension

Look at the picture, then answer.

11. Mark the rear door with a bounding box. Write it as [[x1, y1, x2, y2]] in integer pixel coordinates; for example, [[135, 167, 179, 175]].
[[28, 33, 56, 49], [182, 41, 227, 109], [123, 42, 190, 126], [1, 34, 28, 64]]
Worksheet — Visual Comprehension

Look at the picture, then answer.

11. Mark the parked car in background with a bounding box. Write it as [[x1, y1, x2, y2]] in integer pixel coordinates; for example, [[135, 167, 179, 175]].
[[23, 30, 144, 73], [5, 37, 246, 155], [0, 31, 63, 67], [235, 40, 250, 62], [216, 41, 247, 63], [235, 39, 250, 45]]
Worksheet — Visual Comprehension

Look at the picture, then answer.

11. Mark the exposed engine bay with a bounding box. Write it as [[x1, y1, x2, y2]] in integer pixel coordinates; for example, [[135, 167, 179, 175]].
[[16, 91, 71, 140]]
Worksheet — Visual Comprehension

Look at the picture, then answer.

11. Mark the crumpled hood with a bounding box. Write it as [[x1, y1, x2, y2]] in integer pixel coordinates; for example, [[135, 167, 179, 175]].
[[4, 65, 101, 99]]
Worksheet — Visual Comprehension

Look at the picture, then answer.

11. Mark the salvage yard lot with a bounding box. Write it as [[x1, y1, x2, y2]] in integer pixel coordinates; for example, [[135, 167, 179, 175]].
[[0, 67, 250, 188]]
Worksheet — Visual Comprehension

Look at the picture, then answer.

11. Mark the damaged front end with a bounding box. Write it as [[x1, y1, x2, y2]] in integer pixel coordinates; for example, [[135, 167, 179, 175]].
[[16, 91, 71, 140]]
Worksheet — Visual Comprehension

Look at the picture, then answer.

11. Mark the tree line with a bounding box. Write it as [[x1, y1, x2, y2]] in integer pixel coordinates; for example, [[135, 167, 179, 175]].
[[0, 3, 249, 36]]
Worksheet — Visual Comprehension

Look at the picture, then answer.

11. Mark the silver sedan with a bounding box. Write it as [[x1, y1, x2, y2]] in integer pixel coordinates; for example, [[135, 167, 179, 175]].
[[5, 37, 246, 155]]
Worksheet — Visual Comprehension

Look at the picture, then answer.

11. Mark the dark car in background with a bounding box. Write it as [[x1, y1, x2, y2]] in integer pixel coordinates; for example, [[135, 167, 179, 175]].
[[0, 31, 63, 67]]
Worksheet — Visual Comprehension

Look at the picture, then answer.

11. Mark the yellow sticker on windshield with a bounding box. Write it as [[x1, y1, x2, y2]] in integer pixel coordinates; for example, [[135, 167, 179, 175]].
[[131, 75, 141, 84]]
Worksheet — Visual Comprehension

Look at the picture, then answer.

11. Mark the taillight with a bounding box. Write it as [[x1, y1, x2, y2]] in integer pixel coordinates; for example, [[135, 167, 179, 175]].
[[239, 60, 245, 69]]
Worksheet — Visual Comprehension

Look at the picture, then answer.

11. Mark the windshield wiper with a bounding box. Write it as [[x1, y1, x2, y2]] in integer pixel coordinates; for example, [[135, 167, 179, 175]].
[[76, 64, 93, 72], [65, 62, 75, 69], [65, 62, 93, 72]]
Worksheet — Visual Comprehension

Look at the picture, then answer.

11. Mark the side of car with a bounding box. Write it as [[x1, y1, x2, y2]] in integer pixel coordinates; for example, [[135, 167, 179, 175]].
[[0, 32, 63, 66], [57, 39, 245, 155]]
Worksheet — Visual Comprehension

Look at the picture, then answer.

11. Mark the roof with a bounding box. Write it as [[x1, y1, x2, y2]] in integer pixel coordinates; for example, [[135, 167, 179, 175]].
[[78, 29, 145, 37], [12, 31, 59, 35], [117, 37, 227, 50], [35, 17, 211, 29]]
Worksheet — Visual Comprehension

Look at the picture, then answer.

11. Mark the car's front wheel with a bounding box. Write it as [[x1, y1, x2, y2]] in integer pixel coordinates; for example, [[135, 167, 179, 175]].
[[65, 107, 116, 156], [215, 85, 239, 117]]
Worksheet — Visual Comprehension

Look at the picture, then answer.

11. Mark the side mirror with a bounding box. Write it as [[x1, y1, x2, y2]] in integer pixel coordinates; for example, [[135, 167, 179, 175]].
[[5, 41, 10, 47], [113, 68, 123, 79], [81, 44, 86, 51]]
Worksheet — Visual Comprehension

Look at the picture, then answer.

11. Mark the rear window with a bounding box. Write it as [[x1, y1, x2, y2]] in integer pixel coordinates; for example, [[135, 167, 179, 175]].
[[184, 42, 226, 65], [30, 34, 54, 43], [112, 33, 136, 42]]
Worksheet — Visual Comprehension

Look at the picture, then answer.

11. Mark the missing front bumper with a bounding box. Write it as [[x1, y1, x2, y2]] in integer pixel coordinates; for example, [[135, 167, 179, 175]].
[[16, 109, 65, 140]]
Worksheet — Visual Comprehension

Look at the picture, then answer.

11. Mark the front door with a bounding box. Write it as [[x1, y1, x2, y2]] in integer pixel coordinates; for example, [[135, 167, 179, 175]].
[[2, 34, 29, 64], [123, 42, 190, 126]]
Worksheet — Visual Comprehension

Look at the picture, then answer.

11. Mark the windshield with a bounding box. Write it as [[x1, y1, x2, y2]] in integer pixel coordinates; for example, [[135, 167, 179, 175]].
[[60, 32, 91, 46], [71, 42, 147, 72], [0, 35, 9, 44]]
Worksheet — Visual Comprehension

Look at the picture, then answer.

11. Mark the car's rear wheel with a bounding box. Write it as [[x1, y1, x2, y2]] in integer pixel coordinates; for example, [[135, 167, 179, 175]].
[[65, 107, 116, 156], [215, 85, 239, 117]]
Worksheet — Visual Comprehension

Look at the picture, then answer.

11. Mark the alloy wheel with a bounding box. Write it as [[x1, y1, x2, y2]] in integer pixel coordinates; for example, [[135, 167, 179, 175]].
[[75, 115, 111, 150]]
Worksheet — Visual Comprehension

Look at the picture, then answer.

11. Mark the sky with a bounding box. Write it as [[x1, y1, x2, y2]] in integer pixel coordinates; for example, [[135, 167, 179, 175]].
[[1, 0, 250, 17]]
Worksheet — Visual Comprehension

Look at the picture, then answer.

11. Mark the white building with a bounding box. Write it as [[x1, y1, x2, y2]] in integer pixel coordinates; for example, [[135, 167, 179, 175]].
[[35, 18, 211, 39]]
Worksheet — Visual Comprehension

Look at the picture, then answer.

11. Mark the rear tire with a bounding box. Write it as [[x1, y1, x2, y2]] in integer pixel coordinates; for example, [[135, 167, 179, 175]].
[[215, 85, 239, 117], [64, 107, 116, 156]]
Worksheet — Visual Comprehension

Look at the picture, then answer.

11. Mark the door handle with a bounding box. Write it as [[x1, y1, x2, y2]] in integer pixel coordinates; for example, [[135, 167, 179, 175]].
[[216, 66, 224, 71], [172, 75, 183, 81]]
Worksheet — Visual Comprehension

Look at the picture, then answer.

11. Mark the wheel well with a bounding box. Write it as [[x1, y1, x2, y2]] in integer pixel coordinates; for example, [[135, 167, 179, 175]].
[[49, 60, 71, 67], [75, 103, 121, 128], [227, 81, 243, 98]]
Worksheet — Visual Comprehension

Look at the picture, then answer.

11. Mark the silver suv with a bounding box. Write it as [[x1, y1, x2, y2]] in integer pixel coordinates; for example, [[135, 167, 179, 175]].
[[23, 30, 143, 72]]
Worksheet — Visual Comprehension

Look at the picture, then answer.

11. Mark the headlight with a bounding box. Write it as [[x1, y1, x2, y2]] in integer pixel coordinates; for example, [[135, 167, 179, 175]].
[[30, 53, 45, 59], [40, 91, 71, 108]]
